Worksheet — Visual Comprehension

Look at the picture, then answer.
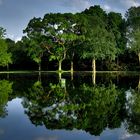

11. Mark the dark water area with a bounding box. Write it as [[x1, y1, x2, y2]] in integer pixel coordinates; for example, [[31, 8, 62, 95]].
[[0, 72, 140, 140]]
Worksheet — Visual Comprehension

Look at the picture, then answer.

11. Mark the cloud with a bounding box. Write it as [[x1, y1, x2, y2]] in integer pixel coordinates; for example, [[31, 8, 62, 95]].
[[6, 34, 21, 42], [98, 0, 140, 15], [103, 4, 111, 12], [62, 0, 92, 12], [120, 0, 140, 8]]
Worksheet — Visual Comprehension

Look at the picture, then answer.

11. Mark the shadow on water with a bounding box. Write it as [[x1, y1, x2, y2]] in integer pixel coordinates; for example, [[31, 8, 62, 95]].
[[0, 72, 140, 138]]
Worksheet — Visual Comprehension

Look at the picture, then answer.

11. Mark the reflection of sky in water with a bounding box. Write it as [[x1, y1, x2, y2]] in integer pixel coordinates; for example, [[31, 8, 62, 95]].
[[0, 98, 139, 140]]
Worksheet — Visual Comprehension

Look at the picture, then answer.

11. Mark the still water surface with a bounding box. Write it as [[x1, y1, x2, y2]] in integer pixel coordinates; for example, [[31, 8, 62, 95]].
[[0, 72, 140, 140]]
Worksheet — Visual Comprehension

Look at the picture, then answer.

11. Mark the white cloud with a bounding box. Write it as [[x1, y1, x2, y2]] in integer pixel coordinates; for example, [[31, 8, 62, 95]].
[[6, 34, 21, 42], [97, 0, 140, 15], [63, 0, 92, 11], [121, 0, 140, 8], [103, 4, 111, 12]]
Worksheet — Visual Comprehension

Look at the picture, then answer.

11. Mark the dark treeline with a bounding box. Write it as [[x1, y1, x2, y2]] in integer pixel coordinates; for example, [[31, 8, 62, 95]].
[[0, 5, 140, 72]]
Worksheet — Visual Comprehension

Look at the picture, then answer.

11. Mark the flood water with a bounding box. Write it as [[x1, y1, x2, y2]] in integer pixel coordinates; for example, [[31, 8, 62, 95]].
[[0, 72, 140, 140]]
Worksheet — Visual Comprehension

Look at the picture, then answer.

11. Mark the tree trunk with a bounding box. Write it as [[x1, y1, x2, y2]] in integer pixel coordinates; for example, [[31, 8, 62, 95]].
[[38, 63, 41, 71], [92, 58, 96, 73], [58, 60, 62, 71], [71, 61, 74, 72], [138, 53, 140, 65]]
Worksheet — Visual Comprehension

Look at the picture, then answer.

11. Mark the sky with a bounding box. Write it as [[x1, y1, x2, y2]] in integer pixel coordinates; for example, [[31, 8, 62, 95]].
[[0, 0, 140, 41]]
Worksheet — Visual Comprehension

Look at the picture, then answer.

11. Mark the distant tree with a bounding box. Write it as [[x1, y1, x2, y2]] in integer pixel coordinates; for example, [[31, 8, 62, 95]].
[[0, 27, 12, 69], [126, 6, 140, 65]]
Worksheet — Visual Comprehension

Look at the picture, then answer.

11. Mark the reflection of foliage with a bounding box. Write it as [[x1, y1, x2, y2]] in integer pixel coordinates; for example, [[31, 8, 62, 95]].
[[126, 90, 140, 134], [0, 80, 13, 118], [22, 81, 126, 136], [68, 83, 126, 135], [22, 81, 46, 126], [22, 81, 67, 126]]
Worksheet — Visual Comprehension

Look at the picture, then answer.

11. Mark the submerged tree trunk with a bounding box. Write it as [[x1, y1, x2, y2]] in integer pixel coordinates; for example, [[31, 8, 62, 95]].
[[71, 61, 74, 73], [138, 53, 140, 65], [58, 60, 62, 71], [38, 63, 41, 71], [92, 58, 96, 85], [71, 72, 73, 81], [38, 71, 41, 82], [59, 72, 62, 81], [92, 71, 96, 85], [92, 58, 96, 73], [138, 76, 140, 92]]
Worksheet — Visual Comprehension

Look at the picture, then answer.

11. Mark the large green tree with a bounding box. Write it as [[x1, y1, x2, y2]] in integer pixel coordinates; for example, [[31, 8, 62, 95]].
[[80, 13, 117, 73], [42, 13, 81, 72]]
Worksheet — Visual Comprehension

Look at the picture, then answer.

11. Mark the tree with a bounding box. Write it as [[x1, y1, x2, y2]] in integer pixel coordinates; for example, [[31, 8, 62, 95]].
[[126, 6, 140, 65], [0, 27, 12, 69], [107, 12, 127, 70], [80, 14, 117, 73], [23, 17, 46, 71], [129, 28, 140, 64], [42, 13, 79, 72]]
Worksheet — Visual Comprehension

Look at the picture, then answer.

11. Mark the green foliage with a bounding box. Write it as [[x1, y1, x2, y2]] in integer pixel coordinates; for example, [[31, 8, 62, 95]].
[[126, 6, 140, 61], [126, 89, 140, 134], [20, 78, 125, 135], [82, 25, 117, 61], [0, 80, 13, 118], [126, 6, 140, 29], [0, 27, 6, 39], [129, 29, 140, 54], [108, 12, 126, 53], [23, 18, 45, 67], [0, 38, 12, 67]]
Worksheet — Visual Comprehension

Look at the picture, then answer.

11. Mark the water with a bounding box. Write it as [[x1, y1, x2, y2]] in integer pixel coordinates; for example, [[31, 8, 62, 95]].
[[0, 72, 140, 140]]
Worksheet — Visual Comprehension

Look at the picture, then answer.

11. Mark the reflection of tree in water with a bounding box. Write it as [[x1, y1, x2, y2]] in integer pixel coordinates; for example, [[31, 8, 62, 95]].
[[126, 88, 140, 134], [22, 80, 126, 136], [0, 80, 13, 118]]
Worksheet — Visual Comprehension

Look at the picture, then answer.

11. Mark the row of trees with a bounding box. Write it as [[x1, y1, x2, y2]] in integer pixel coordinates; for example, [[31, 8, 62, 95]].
[[0, 5, 140, 72]]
